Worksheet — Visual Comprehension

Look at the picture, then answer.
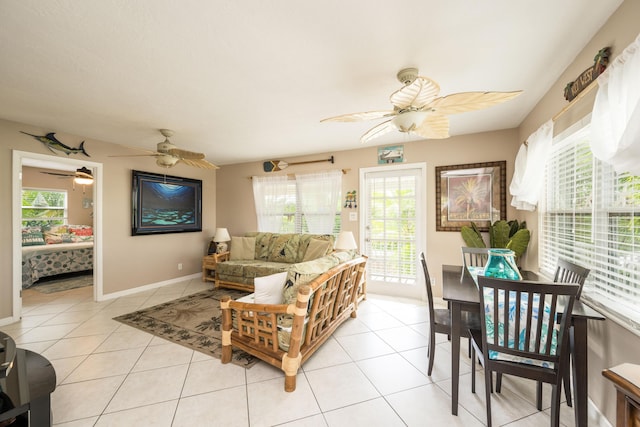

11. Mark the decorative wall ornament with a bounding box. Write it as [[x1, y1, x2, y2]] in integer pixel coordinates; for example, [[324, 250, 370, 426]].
[[20, 131, 90, 156], [564, 47, 610, 101], [263, 155, 334, 172], [377, 145, 404, 164], [344, 191, 357, 208]]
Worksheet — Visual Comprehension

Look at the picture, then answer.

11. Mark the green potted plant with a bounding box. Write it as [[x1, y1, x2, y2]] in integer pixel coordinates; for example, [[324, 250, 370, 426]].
[[460, 219, 531, 260]]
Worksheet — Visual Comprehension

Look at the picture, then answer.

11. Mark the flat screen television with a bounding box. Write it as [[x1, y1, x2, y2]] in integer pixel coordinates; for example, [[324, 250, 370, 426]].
[[131, 170, 202, 235]]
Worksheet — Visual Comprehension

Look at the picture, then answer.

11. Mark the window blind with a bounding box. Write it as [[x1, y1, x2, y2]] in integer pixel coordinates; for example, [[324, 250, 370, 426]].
[[540, 122, 640, 328]]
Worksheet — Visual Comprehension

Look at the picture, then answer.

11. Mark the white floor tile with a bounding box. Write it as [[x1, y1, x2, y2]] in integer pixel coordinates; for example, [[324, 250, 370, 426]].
[[305, 363, 379, 412], [247, 375, 320, 427], [95, 400, 178, 427], [357, 353, 429, 395], [181, 358, 246, 396], [63, 347, 145, 383], [323, 397, 406, 427], [51, 375, 126, 424], [335, 331, 395, 360], [105, 364, 189, 413], [131, 342, 194, 372], [174, 386, 248, 427]]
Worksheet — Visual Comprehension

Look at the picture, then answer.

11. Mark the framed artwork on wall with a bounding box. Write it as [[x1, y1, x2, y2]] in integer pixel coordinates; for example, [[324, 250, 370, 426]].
[[131, 170, 203, 235], [435, 161, 506, 232]]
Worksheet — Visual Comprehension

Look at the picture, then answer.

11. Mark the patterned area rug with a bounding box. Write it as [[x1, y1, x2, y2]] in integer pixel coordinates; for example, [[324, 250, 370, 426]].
[[33, 273, 93, 294], [113, 288, 259, 368]]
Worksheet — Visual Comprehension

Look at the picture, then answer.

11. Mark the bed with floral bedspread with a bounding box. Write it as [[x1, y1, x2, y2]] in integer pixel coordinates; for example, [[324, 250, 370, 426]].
[[21, 225, 94, 288]]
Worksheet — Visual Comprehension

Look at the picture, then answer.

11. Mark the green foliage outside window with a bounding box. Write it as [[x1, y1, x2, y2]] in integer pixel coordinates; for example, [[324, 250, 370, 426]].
[[21, 189, 67, 228]]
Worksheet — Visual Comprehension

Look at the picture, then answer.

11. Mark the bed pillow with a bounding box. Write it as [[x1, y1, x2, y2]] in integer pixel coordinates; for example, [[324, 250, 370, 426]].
[[254, 271, 288, 304], [230, 236, 256, 260], [22, 229, 45, 246], [69, 225, 93, 236], [302, 238, 332, 261]]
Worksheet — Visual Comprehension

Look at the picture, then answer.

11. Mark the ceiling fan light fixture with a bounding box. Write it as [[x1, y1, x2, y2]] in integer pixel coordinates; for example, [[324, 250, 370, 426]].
[[392, 110, 429, 133], [156, 155, 179, 168], [73, 167, 94, 185], [74, 176, 93, 185]]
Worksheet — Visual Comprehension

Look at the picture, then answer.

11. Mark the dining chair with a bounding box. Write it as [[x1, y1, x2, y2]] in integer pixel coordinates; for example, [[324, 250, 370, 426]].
[[553, 258, 590, 300], [461, 247, 489, 271], [420, 252, 481, 376], [495, 258, 591, 408], [469, 276, 579, 427]]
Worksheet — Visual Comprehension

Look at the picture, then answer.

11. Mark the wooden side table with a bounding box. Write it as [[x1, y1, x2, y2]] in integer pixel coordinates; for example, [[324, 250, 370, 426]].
[[603, 363, 640, 427], [202, 252, 229, 283]]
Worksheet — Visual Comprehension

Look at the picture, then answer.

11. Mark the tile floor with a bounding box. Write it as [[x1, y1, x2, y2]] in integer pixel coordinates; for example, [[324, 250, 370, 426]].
[[2, 278, 596, 426]]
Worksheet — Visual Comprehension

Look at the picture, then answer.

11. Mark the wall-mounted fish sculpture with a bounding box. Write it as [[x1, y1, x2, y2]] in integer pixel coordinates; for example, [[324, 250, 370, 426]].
[[20, 131, 90, 157]]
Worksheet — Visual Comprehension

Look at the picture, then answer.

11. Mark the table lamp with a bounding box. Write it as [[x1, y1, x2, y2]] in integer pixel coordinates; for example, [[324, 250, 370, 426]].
[[335, 231, 357, 253], [213, 228, 231, 253]]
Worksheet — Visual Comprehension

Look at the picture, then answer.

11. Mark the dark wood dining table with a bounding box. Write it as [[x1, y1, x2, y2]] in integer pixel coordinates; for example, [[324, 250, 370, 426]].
[[442, 264, 606, 427]]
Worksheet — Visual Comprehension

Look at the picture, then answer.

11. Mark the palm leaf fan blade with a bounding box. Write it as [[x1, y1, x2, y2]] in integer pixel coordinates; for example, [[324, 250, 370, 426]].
[[428, 91, 523, 115], [167, 148, 205, 160], [360, 120, 396, 144], [414, 114, 450, 139], [320, 110, 393, 123], [179, 158, 219, 170], [390, 76, 440, 109]]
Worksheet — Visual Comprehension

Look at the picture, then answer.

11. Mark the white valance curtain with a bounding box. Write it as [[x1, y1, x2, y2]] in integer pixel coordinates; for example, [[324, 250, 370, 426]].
[[509, 119, 554, 211], [591, 32, 640, 175], [295, 170, 342, 234], [252, 175, 289, 232]]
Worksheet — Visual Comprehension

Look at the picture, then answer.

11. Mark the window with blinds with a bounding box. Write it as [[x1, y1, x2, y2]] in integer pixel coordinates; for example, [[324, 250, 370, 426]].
[[539, 122, 640, 328]]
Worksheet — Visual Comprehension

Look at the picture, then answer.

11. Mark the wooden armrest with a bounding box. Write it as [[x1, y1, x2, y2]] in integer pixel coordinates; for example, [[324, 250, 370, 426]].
[[214, 251, 230, 262]]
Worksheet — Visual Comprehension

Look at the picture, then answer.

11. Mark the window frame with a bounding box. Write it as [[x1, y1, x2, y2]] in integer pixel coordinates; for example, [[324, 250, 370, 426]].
[[21, 187, 69, 228]]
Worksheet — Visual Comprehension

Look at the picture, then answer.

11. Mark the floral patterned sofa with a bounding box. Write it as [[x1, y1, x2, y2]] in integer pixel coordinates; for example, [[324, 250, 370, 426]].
[[215, 232, 337, 292]]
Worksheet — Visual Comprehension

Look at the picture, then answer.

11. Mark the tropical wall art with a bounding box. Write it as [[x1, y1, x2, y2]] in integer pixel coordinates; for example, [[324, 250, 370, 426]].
[[435, 161, 506, 232], [131, 170, 202, 235]]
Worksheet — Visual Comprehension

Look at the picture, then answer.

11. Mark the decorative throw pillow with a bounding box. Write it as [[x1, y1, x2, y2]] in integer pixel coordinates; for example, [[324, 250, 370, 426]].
[[230, 236, 256, 260], [69, 225, 93, 236], [253, 271, 288, 304], [22, 230, 45, 246], [302, 238, 332, 261]]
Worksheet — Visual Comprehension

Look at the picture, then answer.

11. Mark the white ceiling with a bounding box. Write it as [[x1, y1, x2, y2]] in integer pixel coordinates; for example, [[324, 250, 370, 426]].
[[0, 1, 622, 167]]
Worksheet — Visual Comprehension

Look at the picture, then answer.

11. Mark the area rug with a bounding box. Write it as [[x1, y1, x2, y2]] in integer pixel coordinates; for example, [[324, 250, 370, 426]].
[[113, 288, 259, 368], [33, 273, 93, 294]]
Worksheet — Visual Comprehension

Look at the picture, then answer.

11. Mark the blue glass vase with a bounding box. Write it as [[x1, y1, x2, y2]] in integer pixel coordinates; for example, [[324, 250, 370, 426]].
[[483, 248, 522, 280]]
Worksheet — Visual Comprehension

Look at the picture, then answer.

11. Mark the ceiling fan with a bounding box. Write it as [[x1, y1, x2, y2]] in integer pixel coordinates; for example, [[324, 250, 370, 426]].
[[111, 129, 218, 170], [321, 68, 523, 144], [41, 166, 94, 185]]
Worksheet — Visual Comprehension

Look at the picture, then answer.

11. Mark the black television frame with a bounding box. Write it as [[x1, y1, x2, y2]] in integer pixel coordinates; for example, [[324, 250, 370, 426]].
[[131, 170, 202, 236]]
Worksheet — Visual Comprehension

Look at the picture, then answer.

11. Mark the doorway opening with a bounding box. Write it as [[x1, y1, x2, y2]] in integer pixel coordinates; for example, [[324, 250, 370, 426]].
[[12, 150, 103, 321]]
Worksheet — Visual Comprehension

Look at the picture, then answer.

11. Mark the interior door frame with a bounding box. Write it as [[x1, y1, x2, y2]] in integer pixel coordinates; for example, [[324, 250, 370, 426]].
[[12, 150, 104, 321], [359, 162, 427, 300]]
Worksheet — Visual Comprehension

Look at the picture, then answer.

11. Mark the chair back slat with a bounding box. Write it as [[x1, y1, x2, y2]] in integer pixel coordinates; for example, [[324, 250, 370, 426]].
[[420, 253, 435, 321]]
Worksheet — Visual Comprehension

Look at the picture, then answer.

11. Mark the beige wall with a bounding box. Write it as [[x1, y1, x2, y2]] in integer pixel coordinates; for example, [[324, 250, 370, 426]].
[[216, 128, 521, 292], [517, 1, 640, 424], [0, 118, 217, 319], [22, 166, 93, 226]]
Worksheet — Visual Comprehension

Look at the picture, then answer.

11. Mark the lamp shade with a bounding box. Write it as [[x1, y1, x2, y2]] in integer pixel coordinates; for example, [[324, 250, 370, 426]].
[[335, 231, 357, 251], [213, 227, 230, 242]]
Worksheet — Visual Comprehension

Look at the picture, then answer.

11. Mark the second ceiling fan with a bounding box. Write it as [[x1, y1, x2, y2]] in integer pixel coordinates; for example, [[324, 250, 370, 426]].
[[111, 129, 218, 170], [321, 68, 522, 144]]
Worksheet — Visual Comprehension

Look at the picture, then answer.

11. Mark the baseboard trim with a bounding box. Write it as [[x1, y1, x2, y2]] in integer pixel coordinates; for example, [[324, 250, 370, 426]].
[[98, 273, 202, 301]]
